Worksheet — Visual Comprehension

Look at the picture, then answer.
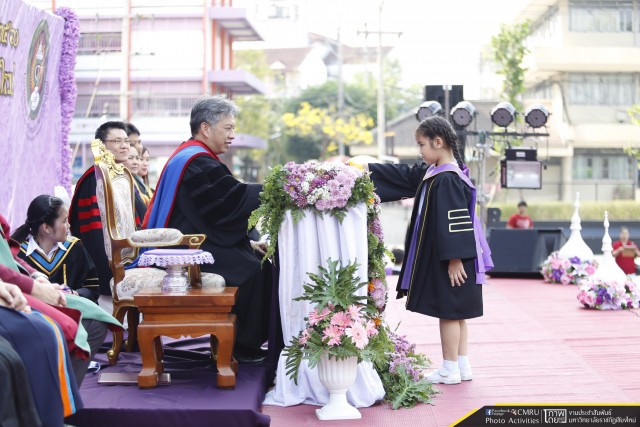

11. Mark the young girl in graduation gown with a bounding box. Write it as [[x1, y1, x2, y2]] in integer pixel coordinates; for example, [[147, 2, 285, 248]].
[[365, 116, 493, 385]]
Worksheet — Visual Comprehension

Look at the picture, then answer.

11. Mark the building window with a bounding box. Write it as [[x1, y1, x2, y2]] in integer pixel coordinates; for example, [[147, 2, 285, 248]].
[[573, 154, 633, 180], [526, 81, 552, 100], [569, 0, 633, 32], [78, 32, 122, 55], [568, 73, 635, 106], [268, 0, 290, 18]]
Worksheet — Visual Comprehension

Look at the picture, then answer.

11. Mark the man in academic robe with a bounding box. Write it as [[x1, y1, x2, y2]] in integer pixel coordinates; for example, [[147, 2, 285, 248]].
[[143, 96, 273, 361], [69, 121, 130, 297]]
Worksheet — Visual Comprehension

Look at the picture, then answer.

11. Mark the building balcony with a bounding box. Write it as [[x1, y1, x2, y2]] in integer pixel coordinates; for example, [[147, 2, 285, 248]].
[[74, 94, 201, 118], [207, 69, 267, 95], [525, 46, 640, 82], [208, 6, 262, 42]]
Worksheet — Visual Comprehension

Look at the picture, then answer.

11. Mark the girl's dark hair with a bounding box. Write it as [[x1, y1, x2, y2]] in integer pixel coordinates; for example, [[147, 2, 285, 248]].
[[11, 195, 65, 242], [416, 116, 465, 170]]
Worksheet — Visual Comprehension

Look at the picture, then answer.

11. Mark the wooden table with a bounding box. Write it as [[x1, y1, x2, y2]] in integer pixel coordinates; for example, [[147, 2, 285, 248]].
[[134, 287, 238, 389]]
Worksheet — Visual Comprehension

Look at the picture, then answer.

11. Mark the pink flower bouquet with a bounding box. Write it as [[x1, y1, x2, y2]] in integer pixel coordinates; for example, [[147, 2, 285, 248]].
[[540, 251, 597, 285], [284, 259, 385, 383], [577, 277, 640, 310]]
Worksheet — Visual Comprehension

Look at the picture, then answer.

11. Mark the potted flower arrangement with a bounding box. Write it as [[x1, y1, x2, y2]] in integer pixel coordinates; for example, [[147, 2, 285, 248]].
[[540, 251, 597, 285], [284, 258, 436, 412], [577, 277, 640, 310]]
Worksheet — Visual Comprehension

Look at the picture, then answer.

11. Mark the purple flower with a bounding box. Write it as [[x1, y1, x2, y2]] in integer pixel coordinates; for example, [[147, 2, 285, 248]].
[[55, 7, 80, 194]]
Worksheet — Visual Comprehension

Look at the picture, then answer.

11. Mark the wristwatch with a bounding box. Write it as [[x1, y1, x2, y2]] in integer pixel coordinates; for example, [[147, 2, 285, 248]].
[[30, 272, 48, 281]]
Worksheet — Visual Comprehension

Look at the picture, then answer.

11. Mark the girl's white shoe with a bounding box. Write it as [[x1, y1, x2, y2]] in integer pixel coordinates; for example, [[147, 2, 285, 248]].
[[426, 367, 461, 384]]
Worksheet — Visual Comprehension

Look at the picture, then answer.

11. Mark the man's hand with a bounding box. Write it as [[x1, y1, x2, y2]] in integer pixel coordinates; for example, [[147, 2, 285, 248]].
[[448, 259, 468, 287], [250, 240, 268, 256]]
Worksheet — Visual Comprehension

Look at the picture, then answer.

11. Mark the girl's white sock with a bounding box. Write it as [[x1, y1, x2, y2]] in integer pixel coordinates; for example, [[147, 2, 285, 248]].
[[443, 359, 459, 373], [458, 355, 470, 371]]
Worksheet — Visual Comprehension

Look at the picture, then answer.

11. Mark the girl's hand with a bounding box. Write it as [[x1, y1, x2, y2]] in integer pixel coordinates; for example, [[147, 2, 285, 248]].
[[448, 259, 467, 287]]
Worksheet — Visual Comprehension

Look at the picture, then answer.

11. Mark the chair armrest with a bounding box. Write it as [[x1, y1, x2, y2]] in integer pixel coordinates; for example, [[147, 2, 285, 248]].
[[128, 228, 186, 247]]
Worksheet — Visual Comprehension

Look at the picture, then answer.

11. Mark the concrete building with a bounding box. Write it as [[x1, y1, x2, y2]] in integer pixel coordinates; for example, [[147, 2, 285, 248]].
[[517, 0, 640, 201], [29, 0, 267, 183]]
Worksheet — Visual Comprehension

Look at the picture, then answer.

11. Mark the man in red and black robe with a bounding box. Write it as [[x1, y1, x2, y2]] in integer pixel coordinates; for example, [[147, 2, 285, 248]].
[[144, 96, 274, 361], [69, 121, 130, 296]]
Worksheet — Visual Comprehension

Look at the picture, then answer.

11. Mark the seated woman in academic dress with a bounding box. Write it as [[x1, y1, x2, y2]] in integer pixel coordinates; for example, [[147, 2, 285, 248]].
[[12, 195, 100, 303]]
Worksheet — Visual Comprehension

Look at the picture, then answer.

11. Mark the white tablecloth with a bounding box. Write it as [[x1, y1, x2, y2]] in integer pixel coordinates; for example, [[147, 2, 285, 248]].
[[263, 204, 385, 407]]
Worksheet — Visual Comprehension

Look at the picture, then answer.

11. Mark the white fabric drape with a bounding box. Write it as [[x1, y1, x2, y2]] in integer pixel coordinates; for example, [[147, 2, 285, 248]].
[[263, 204, 385, 407]]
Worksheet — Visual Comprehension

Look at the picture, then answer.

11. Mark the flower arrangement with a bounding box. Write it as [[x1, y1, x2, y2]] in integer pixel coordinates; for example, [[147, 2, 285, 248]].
[[248, 161, 389, 307], [283, 259, 385, 378], [540, 251, 597, 285], [283, 259, 435, 409], [577, 277, 640, 310]]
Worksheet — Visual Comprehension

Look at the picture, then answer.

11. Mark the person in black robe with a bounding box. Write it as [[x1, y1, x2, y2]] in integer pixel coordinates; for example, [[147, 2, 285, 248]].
[[365, 116, 489, 385], [143, 96, 273, 361], [13, 196, 100, 303], [69, 121, 131, 296]]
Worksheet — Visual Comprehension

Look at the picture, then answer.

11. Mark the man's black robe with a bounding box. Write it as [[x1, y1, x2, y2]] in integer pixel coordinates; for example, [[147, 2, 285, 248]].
[[166, 154, 272, 354], [69, 167, 113, 296]]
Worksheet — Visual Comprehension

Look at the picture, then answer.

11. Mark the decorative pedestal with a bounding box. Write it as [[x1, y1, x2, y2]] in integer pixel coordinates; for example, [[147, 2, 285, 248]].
[[315, 354, 361, 420], [139, 249, 214, 292], [134, 287, 238, 389]]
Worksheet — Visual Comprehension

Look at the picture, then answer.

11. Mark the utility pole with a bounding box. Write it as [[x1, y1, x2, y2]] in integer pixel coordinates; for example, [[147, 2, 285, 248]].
[[337, 19, 345, 157], [357, 1, 401, 161], [120, 0, 132, 121]]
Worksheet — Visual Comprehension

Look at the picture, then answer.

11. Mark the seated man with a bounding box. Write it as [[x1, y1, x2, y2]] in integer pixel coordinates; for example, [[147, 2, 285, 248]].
[[69, 121, 130, 300], [143, 95, 273, 361]]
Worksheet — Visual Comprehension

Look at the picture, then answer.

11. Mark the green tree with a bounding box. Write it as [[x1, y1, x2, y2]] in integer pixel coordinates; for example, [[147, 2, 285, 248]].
[[233, 50, 288, 171], [490, 21, 531, 113], [282, 102, 373, 161]]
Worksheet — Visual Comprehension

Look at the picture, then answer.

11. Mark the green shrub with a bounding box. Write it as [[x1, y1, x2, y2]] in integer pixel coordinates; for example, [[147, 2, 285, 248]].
[[488, 200, 640, 221]]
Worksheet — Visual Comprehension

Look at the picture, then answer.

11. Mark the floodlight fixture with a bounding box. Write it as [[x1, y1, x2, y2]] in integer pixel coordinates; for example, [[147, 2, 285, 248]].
[[524, 103, 550, 128], [490, 102, 516, 128], [450, 101, 476, 128], [415, 100, 443, 122]]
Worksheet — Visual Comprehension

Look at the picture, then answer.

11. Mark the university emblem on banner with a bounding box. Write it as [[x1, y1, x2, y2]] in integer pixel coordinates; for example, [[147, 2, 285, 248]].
[[26, 19, 49, 120]]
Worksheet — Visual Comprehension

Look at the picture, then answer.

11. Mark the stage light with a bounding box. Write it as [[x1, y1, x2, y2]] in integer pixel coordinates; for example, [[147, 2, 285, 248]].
[[490, 102, 516, 128], [450, 101, 476, 128], [415, 100, 443, 121], [524, 104, 549, 128]]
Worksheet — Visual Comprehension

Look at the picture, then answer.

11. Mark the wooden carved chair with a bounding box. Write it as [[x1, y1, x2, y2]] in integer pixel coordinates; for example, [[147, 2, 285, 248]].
[[91, 140, 225, 365]]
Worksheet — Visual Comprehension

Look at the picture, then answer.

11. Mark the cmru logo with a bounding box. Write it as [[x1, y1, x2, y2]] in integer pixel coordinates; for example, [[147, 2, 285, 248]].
[[543, 409, 567, 423]]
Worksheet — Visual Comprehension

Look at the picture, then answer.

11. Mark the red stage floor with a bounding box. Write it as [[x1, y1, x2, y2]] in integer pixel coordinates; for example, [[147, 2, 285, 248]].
[[263, 276, 640, 427]]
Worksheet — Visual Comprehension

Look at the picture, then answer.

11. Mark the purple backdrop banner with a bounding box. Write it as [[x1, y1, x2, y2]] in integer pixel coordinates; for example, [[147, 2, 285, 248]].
[[0, 0, 65, 229]]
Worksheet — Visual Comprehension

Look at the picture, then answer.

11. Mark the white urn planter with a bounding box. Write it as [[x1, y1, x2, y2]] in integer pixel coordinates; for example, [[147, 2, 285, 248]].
[[315, 353, 361, 420]]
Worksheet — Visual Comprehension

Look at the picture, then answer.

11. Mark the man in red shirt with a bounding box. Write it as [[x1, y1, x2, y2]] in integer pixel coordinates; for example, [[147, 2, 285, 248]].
[[507, 201, 534, 229], [612, 226, 640, 275]]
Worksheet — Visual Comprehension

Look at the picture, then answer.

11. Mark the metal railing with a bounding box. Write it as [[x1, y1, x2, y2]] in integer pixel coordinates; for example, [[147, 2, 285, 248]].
[[74, 94, 201, 118]]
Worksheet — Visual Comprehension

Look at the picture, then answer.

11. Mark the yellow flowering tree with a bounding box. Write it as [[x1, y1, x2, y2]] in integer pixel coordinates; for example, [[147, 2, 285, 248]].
[[282, 102, 374, 161]]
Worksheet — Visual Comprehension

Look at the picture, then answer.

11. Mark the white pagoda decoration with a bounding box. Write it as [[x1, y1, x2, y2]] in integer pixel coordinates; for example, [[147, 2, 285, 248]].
[[557, 192, 594, 261], [590, 211, 626, 283]]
